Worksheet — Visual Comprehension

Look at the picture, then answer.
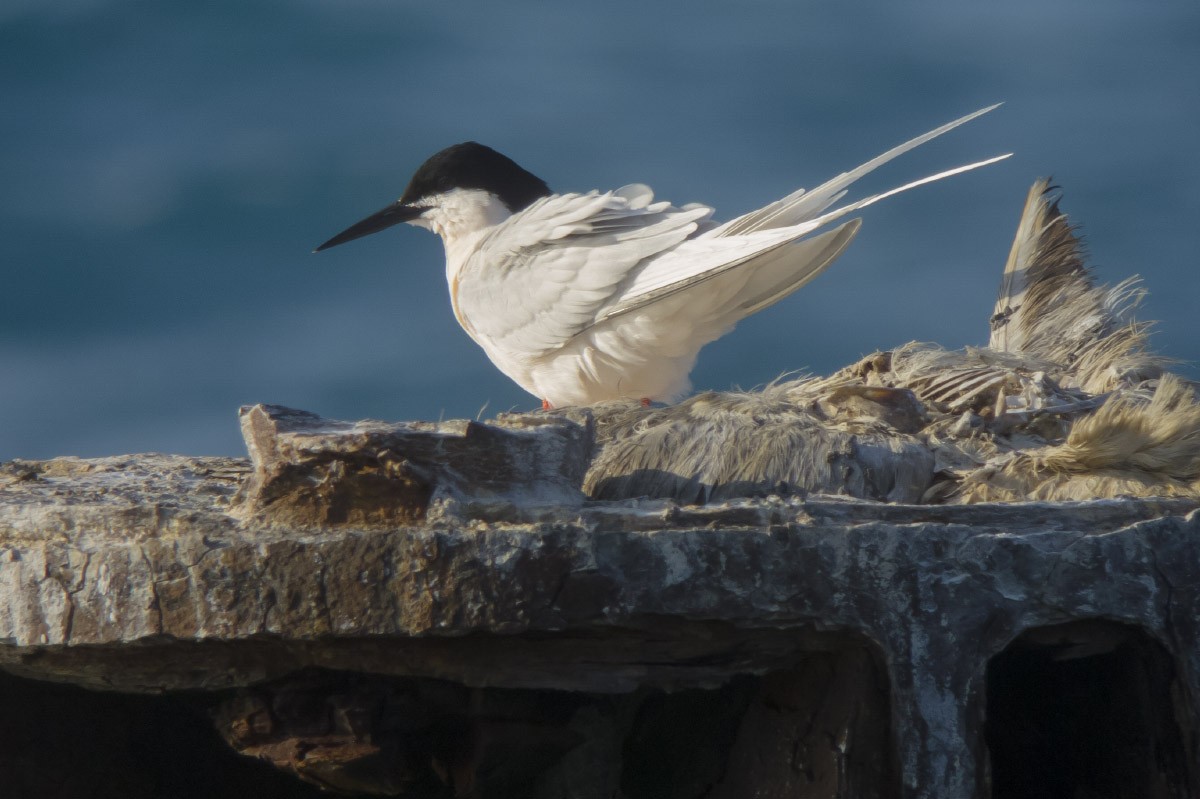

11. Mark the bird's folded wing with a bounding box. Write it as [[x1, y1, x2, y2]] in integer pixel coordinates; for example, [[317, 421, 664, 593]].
[[597, 222, 847, 322], [458, 190, 713, 355]]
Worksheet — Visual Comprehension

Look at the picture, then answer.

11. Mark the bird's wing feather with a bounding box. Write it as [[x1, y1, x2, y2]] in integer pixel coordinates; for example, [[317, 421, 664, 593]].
[[723, 219, 862, 318], [597, 222, 846, 322], [457, 189, 713, 355]]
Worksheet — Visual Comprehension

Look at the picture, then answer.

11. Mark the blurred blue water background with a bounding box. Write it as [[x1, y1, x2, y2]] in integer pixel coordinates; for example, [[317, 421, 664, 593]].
[[2, 1, 1198, 459]]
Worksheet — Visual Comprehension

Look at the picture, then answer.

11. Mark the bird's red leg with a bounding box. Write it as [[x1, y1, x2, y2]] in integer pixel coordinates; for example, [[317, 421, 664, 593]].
[[542, 399, 552, 411]]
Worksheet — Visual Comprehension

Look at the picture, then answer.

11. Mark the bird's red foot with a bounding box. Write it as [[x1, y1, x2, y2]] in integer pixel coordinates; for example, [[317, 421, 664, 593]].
[[542, 399, 552, 411], [640, 397, 652, 407]]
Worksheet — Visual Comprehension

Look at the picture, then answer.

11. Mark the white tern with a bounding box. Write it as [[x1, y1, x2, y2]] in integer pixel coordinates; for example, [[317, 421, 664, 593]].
[[316, 105, 1009, 408]]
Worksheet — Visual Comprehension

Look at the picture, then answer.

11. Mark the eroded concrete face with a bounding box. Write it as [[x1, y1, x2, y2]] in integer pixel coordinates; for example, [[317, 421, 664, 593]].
[[1, 441, 1199, 797]]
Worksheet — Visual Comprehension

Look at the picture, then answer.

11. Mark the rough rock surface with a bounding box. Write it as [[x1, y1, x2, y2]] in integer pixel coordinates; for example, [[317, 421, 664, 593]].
[[236, 403, 592, 525], [2, 442, 1199, 797]]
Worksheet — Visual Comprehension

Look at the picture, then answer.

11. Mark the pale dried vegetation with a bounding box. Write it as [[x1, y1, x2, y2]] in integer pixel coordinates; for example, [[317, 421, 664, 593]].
[[581, 180, 1198, 504]]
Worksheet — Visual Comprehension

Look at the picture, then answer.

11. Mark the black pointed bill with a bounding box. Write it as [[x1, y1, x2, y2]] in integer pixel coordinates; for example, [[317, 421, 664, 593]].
[[314, 201, 424, 252]]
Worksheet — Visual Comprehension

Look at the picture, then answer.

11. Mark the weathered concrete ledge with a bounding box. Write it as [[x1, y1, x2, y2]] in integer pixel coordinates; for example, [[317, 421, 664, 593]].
[[11, 177, 1200, 797], [1, 448, 1198, 798]]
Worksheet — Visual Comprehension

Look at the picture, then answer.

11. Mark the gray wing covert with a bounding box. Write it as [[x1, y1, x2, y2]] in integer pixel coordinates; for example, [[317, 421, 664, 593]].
[[456, 189, 713, 356]]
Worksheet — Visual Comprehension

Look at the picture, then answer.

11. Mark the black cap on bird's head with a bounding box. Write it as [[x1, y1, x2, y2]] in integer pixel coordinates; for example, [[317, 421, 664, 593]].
[[315, 142, 551, 252], [398, 142, 551, 211]]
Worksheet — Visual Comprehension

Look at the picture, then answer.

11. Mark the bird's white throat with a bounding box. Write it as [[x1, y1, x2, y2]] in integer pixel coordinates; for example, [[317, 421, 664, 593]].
[[408, 188, 514, 284]]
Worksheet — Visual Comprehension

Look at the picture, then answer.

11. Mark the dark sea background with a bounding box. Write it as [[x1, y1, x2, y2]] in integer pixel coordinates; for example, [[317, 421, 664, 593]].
[[2, 1, 1198, 459]]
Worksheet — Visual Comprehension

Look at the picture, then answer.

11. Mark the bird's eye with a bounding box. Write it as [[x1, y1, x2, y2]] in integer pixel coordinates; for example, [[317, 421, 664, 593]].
[[437, 176, 454, 192]]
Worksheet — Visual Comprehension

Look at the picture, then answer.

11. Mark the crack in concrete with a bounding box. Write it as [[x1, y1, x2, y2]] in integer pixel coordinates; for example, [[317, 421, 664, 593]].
[[138, 546, 164, 637]]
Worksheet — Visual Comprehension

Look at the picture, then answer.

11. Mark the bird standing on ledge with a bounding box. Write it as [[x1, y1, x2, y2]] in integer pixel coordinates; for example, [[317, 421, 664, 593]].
[[316, 105, 1009, 409]]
